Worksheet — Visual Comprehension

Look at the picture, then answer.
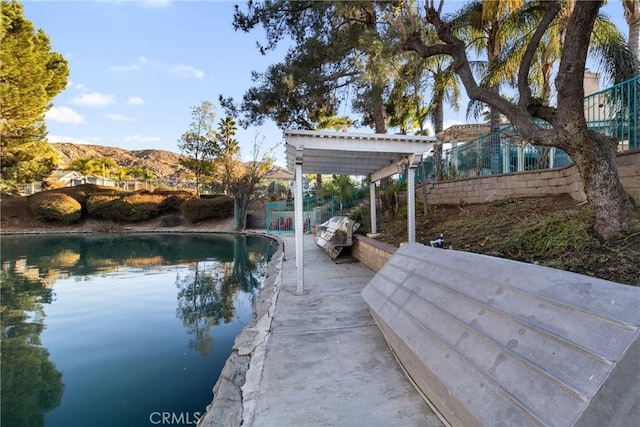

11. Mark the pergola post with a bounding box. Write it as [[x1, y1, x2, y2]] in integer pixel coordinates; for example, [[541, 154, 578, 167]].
[[294, 151, 305, 295], [407, 164, 416, 243], [369, 181, 377, 236]]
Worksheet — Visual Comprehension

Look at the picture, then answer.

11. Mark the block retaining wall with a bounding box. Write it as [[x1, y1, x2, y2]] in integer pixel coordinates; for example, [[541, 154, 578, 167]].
[[420, 149, 640, 205], [352, 235, 396, 272]]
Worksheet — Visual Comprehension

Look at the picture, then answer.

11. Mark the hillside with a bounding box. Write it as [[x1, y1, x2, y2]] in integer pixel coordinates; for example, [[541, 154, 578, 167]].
[[52, 143, 191, 182], [374, 195, 640, 286]]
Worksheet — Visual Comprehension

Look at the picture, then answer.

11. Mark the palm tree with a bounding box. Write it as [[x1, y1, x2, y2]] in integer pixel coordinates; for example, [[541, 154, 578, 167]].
[[217, 116, 241, 195], [114, 167, 132, 190], [453, 0, 528, 174], [96, 157, 116, 185], [67, 158, 100, 184], [624, 0, 640, 60]]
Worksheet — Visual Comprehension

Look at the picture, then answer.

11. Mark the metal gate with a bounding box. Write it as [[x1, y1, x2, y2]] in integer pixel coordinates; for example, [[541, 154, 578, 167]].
[[266, 196, 335, 235]]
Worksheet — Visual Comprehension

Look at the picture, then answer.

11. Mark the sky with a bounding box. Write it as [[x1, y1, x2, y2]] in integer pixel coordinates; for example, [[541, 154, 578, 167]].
[[21, 0, 629, 167]]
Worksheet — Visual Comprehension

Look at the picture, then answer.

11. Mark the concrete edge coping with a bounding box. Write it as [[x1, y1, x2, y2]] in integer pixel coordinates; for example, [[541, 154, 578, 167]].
[[197, 234, 285, 427]]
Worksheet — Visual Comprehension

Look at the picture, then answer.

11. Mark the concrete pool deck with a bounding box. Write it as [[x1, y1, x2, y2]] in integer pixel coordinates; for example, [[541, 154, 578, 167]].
[[228, 233, 443, 427]]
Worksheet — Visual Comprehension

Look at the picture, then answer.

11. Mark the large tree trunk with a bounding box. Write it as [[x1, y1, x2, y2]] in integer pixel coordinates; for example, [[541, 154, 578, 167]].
[[434, 91, 445, 181], [624, 0, 640, 59], [568, 133, 636, 239], [403, 0, 638, 239]]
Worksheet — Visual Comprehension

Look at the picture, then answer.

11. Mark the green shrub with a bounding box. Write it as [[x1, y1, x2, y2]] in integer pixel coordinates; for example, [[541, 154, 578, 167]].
[[158, 190, 195, 213], [348, 205, 370, 234], [86, 194, 121, 219], [181, 196, 234, 223], [85, 192, 164, 222], [28, 192, 82, 223], [52, 184, 120, 207], [109, 192, 164, 222]]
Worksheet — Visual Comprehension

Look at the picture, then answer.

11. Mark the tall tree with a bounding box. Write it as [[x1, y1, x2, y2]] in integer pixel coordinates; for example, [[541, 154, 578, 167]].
[[0, 0, 69, 194], [216, 115, 240, 195], [230, 1, 403, 134], [450, 0, 526, 174], [225, 139, 273, 231], [178, 101, 219, 197], [624, 0, 640, 59], [402, 0, 638, 239]]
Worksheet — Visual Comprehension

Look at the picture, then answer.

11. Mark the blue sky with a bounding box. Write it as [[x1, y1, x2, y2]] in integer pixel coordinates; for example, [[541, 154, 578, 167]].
[[23, 0, 628, 166]]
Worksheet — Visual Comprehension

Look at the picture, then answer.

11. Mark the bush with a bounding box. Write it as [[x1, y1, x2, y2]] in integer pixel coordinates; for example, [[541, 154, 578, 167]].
[[109, 192, 164, 222], [85, 192, 164, 222], [181, 196, 234, 223], [158, 190, 195, 213], [28, 192, 82, 223], [86, 194, 121, 219], [51, 184, 120, 207]]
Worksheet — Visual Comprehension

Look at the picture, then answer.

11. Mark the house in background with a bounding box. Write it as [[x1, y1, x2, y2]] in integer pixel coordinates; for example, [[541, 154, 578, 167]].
[[20, 170, 117, 195]]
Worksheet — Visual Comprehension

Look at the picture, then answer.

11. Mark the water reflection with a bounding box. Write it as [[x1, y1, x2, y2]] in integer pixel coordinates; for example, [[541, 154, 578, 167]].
[[0, 234, 275, 427], [1, 265, 64, 427]]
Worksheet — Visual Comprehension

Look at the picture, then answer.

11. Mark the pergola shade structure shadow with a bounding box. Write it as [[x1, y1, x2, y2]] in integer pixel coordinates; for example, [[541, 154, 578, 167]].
[[284, 129, 435, 294]]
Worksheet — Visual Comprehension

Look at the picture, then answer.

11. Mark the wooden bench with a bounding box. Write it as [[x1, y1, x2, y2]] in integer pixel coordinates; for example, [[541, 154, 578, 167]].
[[362, 243, 640, 426]]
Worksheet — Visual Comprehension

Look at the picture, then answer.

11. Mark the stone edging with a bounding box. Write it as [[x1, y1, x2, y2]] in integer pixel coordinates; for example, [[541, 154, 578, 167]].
[[197, 234, 284, 427]]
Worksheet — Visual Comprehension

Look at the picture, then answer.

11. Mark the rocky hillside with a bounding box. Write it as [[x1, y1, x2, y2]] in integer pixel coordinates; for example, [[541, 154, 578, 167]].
[[52, 143, 191, 182]]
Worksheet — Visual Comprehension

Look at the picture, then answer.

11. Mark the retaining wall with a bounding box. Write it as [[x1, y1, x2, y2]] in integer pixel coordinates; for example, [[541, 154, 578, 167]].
[[352, 235, 396, 272], [421, 149, 640, 205]]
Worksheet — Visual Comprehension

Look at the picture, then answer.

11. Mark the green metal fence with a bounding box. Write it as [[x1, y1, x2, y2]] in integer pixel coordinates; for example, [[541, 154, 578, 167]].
[[416, 75, 639, 183], [266, 196, 334, 235], [265, 190, 370, 235], [584, 75, 639, 151]]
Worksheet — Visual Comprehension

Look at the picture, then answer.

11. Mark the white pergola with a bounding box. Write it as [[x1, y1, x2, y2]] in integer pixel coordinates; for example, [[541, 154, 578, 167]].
[[284, 129, 436, 294]]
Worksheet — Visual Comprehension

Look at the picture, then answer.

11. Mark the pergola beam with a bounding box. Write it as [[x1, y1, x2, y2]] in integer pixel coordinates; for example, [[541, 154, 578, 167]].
[[284, 130, 436, 294]]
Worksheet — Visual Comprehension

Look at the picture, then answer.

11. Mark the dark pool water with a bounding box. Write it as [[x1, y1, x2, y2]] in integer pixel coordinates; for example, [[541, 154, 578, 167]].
[[0, 233, 276, 427]]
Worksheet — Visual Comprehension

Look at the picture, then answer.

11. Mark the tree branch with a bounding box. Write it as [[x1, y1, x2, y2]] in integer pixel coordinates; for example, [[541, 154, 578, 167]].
[[517, 1, 561, 108], [556, 1, 602, 126]]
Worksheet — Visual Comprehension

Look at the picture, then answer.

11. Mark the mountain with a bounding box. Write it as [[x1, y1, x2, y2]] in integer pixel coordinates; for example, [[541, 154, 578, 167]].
[[52, 143, 191, 182]]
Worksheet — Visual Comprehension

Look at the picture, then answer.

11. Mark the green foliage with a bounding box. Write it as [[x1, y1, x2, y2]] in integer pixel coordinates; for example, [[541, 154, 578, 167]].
[[228, 1, 399, 132], [28, 192, 82, 223], [53, 184, 119, 206], [86, 194, 121, 219], [1, 268, 64, 426], [348, 205, 370, 234], [178, 101, 219, 197], [90, 192, 164, 222], [181, 196, 234, 223], [1, 0, 69, 193], [155, 189, 195, 213], [497, 211, 599, 260]]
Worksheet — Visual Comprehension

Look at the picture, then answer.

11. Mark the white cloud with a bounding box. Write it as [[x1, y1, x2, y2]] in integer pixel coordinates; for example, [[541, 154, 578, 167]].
[[172, 64, 204, 79], [47, 135, 92, 144], [128, 96, 145, 105], [46, 106, 86, 124], [109, 64, 140, 72], [124, 134, 161, 143], [72, 92, 115, 107], [67, 81, 86, 91], [104, 113, 135, 122], [110, 56, 203, 80]]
